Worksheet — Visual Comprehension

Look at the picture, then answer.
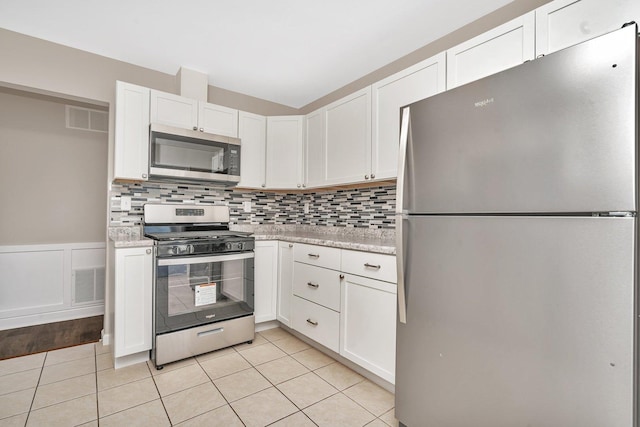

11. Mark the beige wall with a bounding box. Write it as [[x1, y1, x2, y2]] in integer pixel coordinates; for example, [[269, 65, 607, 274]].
[[0, 28, 297, 116], [0, 88, 108, 245]]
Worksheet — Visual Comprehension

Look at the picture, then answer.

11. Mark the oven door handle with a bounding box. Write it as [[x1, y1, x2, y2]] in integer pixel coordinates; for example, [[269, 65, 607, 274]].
[[157, 252, 255, 266]]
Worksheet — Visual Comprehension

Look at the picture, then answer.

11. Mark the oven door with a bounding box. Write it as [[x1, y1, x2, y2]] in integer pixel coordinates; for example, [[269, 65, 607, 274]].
[[154, 252, 254, 334]]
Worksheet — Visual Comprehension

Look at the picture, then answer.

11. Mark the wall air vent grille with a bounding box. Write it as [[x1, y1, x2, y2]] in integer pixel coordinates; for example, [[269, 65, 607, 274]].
[[66, 106, 108, 133], [72, 267, 106, 305]]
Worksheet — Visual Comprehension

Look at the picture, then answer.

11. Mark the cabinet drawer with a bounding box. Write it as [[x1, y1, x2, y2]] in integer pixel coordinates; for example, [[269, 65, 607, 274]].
[[292, 296, 340, 352], [293, 262, 341, 311], [294, 243, 340, 270], [341, 250, 397, 283]]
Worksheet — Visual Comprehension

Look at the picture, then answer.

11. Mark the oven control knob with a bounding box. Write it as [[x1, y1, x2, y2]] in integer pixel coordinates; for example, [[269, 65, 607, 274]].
[[226, 243, 231, 250]]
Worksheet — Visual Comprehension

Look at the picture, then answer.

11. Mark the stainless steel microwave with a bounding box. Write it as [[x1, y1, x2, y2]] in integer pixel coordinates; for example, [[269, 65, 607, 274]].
[[149, 123, 241, 185]]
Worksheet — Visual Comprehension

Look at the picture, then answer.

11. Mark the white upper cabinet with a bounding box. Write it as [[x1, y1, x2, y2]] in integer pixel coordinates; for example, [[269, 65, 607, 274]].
[[446, 12, 535, 89], [371, 52, 446, 180], [150, 90, 198, 130], [150, 90, 238, 137], [238, 111, 267, 189], [304, 107, 327, 188], [266, 115, 305, 190], [114, 81, 150, 181], [536, 0, 640, 56], [198, 103, 239, 137], [325, 87, 372, 185]]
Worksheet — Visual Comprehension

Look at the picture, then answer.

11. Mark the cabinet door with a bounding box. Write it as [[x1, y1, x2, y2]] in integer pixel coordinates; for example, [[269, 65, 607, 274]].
[[305, 107, 327, 188], [325, 87, 372, 185], [277, 242, 294, 327], [536, 0, 640, 56], [372, 53, 446, 180], [198, 102, 239, 137], [254, 241, 278, 323], [446, 12, 535, 89], [114, 247, 153, 358], [238, 111, 267, 188], [114, 81, 150, 181], [266, 116, 304, 189], [341, 274, 397, 383], [150, 90, 198, 130]]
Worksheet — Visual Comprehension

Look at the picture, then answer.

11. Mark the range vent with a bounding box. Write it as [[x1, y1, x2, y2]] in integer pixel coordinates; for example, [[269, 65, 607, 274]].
[[66, 105, 108, 133], [72, 267, 105, 305]]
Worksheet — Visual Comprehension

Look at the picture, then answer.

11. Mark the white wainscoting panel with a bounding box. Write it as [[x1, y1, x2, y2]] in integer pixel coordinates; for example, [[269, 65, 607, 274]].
[[0, 242, 105, 330]]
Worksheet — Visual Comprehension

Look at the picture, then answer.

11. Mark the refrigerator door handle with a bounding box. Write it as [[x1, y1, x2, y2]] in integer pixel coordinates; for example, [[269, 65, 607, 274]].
[[396, 214, 407, 324], [396, 107, 411, 324], [396, 107, 410, 216]]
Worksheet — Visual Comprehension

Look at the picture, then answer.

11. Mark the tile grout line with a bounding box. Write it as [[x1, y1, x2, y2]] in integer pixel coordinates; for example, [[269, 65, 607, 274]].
[[93, 344, 99, 427], [239, 342, 317, 427], [23, 352, 47, 427], [194, 351, 247, 427], [144, 359, 173, 425]]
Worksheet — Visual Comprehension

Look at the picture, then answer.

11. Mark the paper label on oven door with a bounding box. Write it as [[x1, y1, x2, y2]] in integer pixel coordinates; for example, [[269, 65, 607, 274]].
[[195, 283, 217, 306]]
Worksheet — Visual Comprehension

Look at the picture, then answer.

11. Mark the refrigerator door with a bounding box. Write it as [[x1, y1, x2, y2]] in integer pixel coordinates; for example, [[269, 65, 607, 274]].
[[402, 25, 637, 215], [395, 215, 635, 427]]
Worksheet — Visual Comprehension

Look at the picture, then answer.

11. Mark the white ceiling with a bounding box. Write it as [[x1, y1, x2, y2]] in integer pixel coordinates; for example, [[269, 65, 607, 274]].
[[0, 0, 513, 108]]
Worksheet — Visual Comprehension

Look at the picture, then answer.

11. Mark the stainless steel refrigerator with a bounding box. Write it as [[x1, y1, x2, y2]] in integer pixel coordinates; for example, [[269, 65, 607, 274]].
[[395, 25, 638, 427]]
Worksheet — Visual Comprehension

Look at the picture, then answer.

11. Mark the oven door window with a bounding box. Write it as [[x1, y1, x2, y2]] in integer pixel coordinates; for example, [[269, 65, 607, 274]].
[[151, 134, 229, 174], [155, 253, 254, 334]]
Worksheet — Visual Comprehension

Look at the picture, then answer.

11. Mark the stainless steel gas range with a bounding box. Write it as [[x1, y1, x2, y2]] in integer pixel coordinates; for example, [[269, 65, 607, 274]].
[[143, 203, 255, 369]]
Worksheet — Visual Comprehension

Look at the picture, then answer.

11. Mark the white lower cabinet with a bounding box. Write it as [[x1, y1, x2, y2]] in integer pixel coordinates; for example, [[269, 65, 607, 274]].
[[254, 241, 278, 323], [277, 242, 294, 327], [341, 274, 397, 383], [286, 242, 397, 383], [113, 246, 153, 358], [292, 295, 340, 352]]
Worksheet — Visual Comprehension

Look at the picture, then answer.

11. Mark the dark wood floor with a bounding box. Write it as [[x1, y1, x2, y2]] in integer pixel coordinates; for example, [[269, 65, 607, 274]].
[[0, 315, 103, 360]]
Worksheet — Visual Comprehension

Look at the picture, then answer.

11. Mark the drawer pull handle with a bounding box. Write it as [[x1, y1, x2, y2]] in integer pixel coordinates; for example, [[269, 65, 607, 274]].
[[197, 327, 224, 337], [364, 263, 381, 270], [306, 319, 318, 326], [308, 253, 320, 258], [307, 282, 319, 289]]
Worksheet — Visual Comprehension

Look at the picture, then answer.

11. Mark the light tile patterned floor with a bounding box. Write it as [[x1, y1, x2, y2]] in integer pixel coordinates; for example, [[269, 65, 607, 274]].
[[0, 327, 398, 427]]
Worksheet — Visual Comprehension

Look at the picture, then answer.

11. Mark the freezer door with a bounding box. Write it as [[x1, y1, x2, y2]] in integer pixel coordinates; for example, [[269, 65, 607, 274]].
[[402, 25, 637, 214], [395, 216, 635, 427]]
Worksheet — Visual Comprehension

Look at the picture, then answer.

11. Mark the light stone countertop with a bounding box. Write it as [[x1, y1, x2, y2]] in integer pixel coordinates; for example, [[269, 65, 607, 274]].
[[108, 226, 154, 248], [231, 225, 396, 255]]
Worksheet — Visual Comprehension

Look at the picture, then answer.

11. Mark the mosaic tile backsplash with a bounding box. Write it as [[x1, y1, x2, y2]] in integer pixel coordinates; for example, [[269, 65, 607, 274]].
[[110, 182, 396, 229]]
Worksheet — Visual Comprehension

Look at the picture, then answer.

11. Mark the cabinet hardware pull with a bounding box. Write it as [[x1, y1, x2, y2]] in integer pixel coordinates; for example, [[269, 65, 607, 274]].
[[199, 128, 204, 132], [371, 173, 376, 179], [364, 263, 381, 269], [339, 274, 344, 279], [289, 244, 293, 248], [193, 126, 198, 131], [308, 253, 320, 258], [146, 249, 152, 255], [365, 174, 370, 179], [142, 173, 148, 179], [306, 319, 318, 326], [307, 282, 319, 288], [197, 327, 223, 337]]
